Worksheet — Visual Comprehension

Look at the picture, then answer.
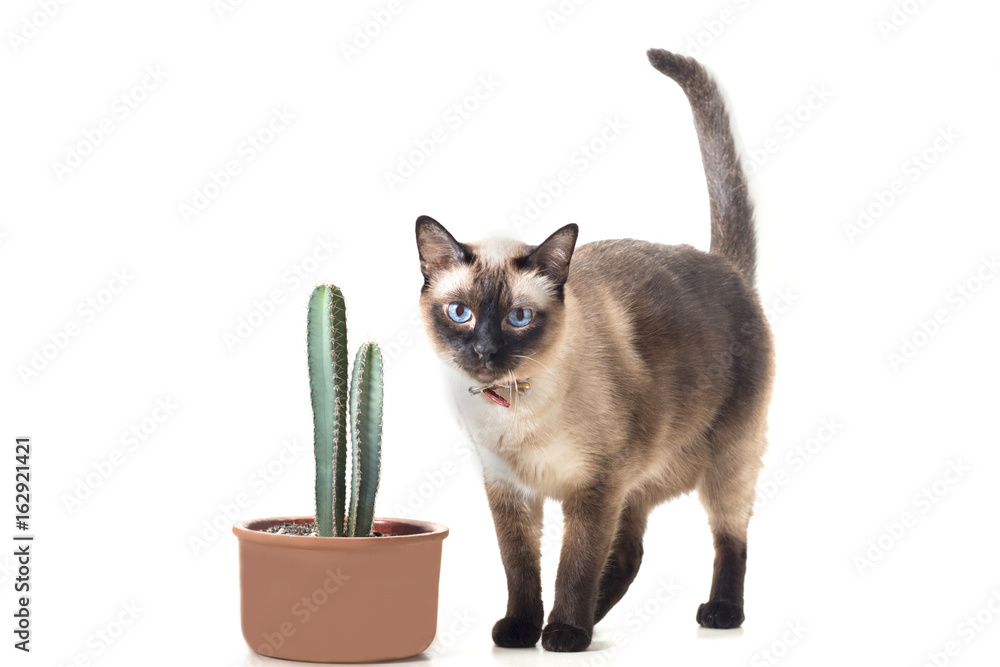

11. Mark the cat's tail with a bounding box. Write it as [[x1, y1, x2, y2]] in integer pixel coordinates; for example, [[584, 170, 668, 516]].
[[647, 49, 757, 282]]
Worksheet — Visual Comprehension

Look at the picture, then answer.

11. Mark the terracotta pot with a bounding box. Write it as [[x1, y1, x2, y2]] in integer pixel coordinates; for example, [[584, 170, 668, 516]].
[[233, 516, 449, 663]]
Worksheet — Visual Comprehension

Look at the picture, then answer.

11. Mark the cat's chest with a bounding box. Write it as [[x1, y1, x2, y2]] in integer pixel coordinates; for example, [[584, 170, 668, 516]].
[[447, 368, 593, 496], [491, 438, 586, 499], [458, 396, 587, 498]]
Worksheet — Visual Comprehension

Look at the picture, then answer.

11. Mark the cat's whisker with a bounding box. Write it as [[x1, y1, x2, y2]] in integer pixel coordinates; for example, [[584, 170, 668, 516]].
[[511, 353, 552, 374], [505, 370, 513, 416], [509, 369, 520, 418], [511, 353, 538, 364]]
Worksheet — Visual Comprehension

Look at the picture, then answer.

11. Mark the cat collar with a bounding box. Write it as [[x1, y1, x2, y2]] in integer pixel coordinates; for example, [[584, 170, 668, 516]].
[[468, 379, 531, 408]]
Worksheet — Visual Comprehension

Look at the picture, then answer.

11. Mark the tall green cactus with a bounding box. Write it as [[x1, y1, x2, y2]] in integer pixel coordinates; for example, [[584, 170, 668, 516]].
[[307, 285, 382, 538], [307, 285, 348, 537], [347, 343, 384, 537]]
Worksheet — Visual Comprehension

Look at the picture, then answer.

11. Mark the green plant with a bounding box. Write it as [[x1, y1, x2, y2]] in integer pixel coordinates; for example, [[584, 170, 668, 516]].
[[308, 284, 383, 537]]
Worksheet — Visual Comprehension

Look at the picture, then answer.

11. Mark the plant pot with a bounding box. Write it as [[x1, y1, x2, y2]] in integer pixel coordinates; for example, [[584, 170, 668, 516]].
[[233, 516, 449, 663]]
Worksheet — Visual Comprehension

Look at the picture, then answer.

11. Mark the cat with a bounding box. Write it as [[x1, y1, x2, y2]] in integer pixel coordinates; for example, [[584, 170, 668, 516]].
[[414, 49, 774, 653]]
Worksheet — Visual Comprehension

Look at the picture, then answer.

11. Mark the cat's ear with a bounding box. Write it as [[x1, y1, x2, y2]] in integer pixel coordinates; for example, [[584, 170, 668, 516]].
[[416, 216, 469, 281], [524, 223, 578, 285]]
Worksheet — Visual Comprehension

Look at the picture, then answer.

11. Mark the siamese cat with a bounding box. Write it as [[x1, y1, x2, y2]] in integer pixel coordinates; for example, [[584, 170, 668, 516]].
[[415, 49, 773, 653]]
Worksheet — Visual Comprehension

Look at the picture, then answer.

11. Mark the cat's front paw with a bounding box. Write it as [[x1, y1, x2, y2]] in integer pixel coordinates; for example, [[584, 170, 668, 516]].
[[696, 600, 744, 629], [541, 622, 592, 652], [492, 616, 542, 648]]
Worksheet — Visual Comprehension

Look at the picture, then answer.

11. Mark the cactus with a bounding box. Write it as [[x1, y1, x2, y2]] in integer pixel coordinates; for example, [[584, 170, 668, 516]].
[[307, 285, 382, 538], [347, 343, 384, 537], [308, 285, 348, 537]]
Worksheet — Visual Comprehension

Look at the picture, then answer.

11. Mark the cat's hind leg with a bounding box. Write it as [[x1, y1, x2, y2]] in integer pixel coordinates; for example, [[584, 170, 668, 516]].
[[696, 529, 748, 628], [594, 497, 649, 623], [695, 435, 763, 629]]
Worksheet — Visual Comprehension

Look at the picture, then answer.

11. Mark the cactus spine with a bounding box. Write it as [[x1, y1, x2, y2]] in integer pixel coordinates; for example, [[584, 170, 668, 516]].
[[307, 285, 382, 538]]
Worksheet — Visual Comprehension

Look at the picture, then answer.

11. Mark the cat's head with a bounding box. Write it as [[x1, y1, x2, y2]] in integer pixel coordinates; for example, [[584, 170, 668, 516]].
[[415, 216, 578, 385]]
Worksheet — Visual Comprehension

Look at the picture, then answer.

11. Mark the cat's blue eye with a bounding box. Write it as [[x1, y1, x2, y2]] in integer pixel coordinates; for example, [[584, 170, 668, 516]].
[[507, 308, 532, 327], [447, 302, 472, 323]]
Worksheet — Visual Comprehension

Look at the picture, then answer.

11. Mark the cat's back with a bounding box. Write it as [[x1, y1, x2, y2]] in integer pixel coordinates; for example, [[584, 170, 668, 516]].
[[562, 237, 772, 441], [569, 238, 755, 311], [566, 238, 769, 373]]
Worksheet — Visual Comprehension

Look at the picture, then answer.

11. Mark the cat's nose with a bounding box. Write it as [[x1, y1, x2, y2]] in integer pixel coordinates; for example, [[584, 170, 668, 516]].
[[473, 340, 498, 361]]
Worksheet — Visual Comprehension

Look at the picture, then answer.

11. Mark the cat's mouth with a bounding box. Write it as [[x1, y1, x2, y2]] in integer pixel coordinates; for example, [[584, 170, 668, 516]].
[[468, 379, 531, 408], [461, 359, 517, 386]]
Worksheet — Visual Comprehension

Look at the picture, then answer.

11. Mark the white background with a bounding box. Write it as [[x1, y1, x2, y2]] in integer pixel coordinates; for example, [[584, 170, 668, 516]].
[[3, 1, 999, 665]]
